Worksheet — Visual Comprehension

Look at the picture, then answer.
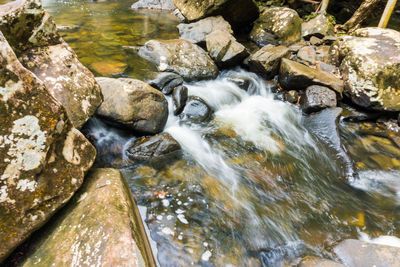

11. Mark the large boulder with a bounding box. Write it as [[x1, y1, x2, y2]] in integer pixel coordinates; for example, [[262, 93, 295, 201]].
[[247, 45, 290, 78], [205, 30, 249, 68], [250, 7, 302, 47], [138, 39, 219, 81], [302, 14, 334, 40], [131, 0, 176, 10], [330, 27, 400, 111], [301, 85, 337, 113], [279, 58, 344, 94], [178, 16, 232, 45], [96, 77, 168, 134], [12, 168, 156, 267], [0, 0, 103, 129], [334, 239, 400, 267], [0, 31, 96, 262], [125, 133, 182, 169], [173, 0, 259, 28]]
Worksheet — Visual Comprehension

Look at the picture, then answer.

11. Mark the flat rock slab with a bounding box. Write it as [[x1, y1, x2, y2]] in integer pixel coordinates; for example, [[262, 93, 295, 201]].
[[139, 39, 218, 81], [279, 58, 343, 94], [299, 256, 345, 267], [131, 0, 176, 10], [178, 16, 232, 44], [15, 168, 155, 267], [334, 239, 400, 267], [248, 45, 290, 78]]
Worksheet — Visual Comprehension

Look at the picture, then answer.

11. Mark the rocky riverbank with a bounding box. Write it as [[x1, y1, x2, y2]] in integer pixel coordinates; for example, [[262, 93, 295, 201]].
[[1, 0, 400, 266]]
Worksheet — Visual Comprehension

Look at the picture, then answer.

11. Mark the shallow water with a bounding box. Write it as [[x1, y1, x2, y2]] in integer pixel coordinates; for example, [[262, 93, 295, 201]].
[[38, 1, 400, 266]]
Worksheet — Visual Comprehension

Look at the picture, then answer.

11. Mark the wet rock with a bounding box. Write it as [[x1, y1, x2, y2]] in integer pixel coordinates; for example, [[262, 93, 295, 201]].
[[303, 108, 357, 181], [180, 96, 212, 123], [131, 0, 176, 10], [301, 85, 337, 113], [96, 77, 168, 134], [173, 0, 259, 29], [302, 14, 334, 40], [330, 27, 400, 111], [0, 31, 95, 262], [206, 30, 249, 68], [138, 39, 219, 81], [284, 90, 299, 104], [334, 239, 400, 267], [250, 7, 302, 47], [279, 58, 344, 94], [226, 75, 251, 91], [340, 104, 380, 122], [247, 45, 290, 79], [0, 0, 103, 129], [299, 256, 345, 267], [148, 72, 183, 95], [172, 85, 188, 115], [14, 168, 155, 267], [178, 16, 232, 45], [125, 133, 182, 169], [297, 46, 316, 65]]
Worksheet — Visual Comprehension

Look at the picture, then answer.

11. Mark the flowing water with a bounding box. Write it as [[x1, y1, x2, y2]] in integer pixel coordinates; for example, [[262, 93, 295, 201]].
[[36, 0, 400, 266]]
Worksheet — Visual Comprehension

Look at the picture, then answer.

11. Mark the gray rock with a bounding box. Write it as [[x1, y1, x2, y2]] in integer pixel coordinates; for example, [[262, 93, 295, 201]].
[[310, 36, 323, 46], [172, 85, 188, 115], [148, 72, 183, 95], [0, 31, 95, 261], [330, 27, 400, 111], [180, 96, 212, 123], [96, 77, 168, 134], [299, 256, 345, 267], [125, 133, 182, 169], [131, 0, 176, 10], [248, 45, 290, 78], [279, 58, 344, 94], [316, 62, 336, 74], [301, 85, 337, 113], [138, 39, 219, 81], [334, 239, 400, 267], [12, 168, 156, 267], [178, 16, 232, 45], [297, 46, 316, 64], [206, 30, 249, 68], [250, 7, 302, 47], [303, 108, 357, 181], [284, 90, 299, 104], [173, 0, 259, 28], [0, 0, 103, 129], [302, 14, 334, 40]]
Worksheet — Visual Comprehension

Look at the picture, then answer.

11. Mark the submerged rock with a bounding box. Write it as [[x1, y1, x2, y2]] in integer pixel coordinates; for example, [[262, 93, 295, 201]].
[[302, 14, 334, 40], [96, 77, 168, 134], [148, 72, 183, 95], [299, 256, 345, 267], [279, 58, 343, 94], [206, 30, 249, 68], [250, 7, 302, 47], [330, 27, 400, 111], [13, 168, 155, 267], [334, 239, 400, 267], [131, 0, 176, 10], [125, 133, 182, 169], [178, 16, 232, 45], [180, 96, 213, 123], [247, 45, 290, 79], [303, 108, 357, 181], [301, 85, 337, 113], [172, 85, 188, 115], [0, 0, 103, 129], [138, 39, 219, 81], [0, 31, 96, 262], [173, 0, 258, 28]]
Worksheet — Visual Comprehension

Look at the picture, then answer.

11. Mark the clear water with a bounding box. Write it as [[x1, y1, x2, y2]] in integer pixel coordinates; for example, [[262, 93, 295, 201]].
[[37, 1, 400, 266]]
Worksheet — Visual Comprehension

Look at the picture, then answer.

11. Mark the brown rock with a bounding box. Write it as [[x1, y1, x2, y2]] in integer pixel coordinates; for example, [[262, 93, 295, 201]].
[[299, 256, 345, 267], [248, 45, 290, 78]]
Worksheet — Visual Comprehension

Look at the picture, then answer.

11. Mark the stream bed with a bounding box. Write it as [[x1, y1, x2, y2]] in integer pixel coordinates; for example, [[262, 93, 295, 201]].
[[43, 0, 400, 266]]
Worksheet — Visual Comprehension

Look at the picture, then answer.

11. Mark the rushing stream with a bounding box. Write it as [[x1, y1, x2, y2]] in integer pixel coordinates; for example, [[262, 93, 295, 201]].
[[40, 0, 400, 266]]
